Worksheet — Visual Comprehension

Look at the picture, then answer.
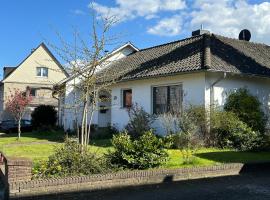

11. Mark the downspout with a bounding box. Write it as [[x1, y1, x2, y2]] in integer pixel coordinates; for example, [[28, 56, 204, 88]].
[[210, 72, 227, 106], [52, 85, 61, 127], [207, 72, 226, 146], [202, 33, 227, 143]]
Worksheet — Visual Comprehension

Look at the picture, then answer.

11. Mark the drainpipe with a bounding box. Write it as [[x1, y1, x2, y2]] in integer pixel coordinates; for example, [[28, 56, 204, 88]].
[[207, 72, 227, 145], [210, 72, 227, 107]]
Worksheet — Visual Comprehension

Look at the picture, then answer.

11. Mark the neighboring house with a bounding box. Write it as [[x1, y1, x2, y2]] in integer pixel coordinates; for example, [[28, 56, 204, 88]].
[[0, 43, 68, 122], [58, 30, 270, 134]]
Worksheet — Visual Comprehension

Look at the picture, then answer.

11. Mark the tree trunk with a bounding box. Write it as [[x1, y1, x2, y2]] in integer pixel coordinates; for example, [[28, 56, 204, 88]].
[[17, 119, 21, 140]]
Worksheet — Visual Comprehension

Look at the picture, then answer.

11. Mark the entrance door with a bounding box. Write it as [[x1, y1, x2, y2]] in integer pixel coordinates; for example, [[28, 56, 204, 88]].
[[98, 92, 111, 127]]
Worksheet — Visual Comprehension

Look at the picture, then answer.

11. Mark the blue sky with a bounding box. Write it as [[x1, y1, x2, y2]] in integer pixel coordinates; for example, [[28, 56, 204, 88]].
[[0, 0, 269, 79]]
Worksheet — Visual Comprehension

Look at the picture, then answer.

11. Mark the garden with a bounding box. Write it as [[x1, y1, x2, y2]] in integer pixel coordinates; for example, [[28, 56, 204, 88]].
[[1, 88, 270, 179]]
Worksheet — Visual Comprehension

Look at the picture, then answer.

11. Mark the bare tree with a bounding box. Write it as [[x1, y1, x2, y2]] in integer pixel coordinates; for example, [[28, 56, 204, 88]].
[[52, 12, 125, 149]]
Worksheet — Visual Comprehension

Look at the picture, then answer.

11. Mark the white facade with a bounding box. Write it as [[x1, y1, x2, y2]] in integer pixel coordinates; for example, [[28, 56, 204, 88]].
[[110, 72, 206, 132], [60, 43, 138, 130], [110, 72, 270, 134], [60, 68, 270, 135]]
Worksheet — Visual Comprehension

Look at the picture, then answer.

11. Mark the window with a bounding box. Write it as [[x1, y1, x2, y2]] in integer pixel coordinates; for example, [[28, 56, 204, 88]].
[[122, 89, 132, 108], [153, 84, 182, 114], [36, 67, 48, 77], [30, 88, 36, 96]]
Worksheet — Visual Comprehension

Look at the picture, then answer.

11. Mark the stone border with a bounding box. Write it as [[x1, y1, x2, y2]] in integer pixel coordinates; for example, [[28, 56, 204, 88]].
[[9, 163, 244, 198]]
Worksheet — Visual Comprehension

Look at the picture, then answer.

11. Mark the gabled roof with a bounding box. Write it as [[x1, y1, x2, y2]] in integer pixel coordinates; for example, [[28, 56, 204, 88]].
[[104, 33, 270, 81], [1, 43, 68, 82], [57, 42, 139, 85]]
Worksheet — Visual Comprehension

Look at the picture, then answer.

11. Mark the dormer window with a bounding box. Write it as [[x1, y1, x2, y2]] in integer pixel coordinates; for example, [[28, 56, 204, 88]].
[[36, 67, 48, 77]]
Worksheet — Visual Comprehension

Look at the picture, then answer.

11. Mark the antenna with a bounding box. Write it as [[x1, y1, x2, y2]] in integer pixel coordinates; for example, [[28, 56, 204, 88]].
[[200, 24, 204, 30]]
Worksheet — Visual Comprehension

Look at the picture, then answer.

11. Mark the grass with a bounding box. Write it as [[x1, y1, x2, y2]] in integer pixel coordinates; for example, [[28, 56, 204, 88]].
[[1, 131, 270, 168]]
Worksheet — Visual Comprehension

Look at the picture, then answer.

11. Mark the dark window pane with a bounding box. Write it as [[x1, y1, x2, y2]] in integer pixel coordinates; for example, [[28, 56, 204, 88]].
[[30, 88, 36, 96], [36, 67, 48, 77], [169, 85, 182, 115], [153, 85, 182, 115], [36, 67, 42, 76], [43, 68, 48, 77], [153, 86, 168, 114], [123, 89, 132, 108]]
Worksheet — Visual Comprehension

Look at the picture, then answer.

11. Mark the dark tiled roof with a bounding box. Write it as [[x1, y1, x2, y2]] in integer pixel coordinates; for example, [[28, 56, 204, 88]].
[[3, 67, 17, 79], [104, 33, 270, 81]]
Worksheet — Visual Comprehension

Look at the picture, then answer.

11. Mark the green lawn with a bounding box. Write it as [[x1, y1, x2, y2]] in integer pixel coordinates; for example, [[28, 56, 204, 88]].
[[1, 131, 270, 167]]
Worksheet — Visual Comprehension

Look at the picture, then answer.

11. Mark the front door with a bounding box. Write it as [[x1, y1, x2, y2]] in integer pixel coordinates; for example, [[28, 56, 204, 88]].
[[98, 92, 111, 127]]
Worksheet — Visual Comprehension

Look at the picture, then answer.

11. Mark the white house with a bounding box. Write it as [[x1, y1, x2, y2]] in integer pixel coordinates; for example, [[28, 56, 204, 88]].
[[57, 30, 270, 134]]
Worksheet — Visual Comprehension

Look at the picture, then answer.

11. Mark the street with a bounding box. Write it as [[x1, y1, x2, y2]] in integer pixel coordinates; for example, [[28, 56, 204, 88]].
[[86, 172, 270, 200]]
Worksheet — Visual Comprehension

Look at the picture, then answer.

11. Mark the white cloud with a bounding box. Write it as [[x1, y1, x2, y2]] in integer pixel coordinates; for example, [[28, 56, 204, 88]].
[[91, 0, 186, 23], [71, 9, 86, 15], [189, 0, 270, 43], [91, 0, 270, 43], [147, 15, 183, 36]]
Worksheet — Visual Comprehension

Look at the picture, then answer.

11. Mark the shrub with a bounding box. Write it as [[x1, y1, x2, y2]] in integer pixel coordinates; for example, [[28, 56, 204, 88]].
[[33, 138, 108, 178], [31, 105, 57, 129], [126, 104, 155, 138], [181, 149, 198, 165], [161, 107, 204, 149], [186, 105, 212, 145], [224, 88, 266, 133], [90, 125, 118, 140], [211, 110, 261, 151], [107, 131, 168, 169]]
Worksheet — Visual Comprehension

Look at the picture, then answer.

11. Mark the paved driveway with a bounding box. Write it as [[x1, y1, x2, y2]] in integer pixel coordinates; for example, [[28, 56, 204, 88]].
[[88, 172, 270, 200]]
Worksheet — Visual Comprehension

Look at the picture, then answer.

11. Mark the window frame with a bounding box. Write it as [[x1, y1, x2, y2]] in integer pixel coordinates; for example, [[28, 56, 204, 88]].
[[122, 88, 132, 108], [36, 67, 48, 77], [30, 88, 36, 97], [152, 83, 183, 115]]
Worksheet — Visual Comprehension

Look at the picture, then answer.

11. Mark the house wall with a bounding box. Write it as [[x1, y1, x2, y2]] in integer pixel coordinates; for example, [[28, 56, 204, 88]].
[[110, 72, 206, 134], [61, 45, 137, 131], [0, 45, 68, 121], [111, 72, 270, 134], [1, 83, 58, 121], [206, 72, 270, 118], [2, 45, 66, 84], [61, 69, 270, 134]]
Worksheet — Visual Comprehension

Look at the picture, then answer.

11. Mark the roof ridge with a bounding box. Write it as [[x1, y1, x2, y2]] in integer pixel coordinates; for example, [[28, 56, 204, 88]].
[[203, 33, 212, 69], [212, 33, 270, 47], [139, 34, 203, 52]]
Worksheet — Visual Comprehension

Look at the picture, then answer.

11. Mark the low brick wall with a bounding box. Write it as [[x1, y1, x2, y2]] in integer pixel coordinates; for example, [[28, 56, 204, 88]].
[[6, 158, 32, 183], [9, 163, 244, 199], [0, 153, 32, 200]]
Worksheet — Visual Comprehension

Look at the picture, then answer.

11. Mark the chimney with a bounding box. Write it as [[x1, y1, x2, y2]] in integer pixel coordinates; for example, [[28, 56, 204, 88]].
[[192, 29, 210, 37]]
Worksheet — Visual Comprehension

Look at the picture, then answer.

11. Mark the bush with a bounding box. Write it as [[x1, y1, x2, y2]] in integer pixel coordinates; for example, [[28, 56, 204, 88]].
[[107, 131, 168, 169], [31, 105, 57, 129], [90, 125, 118, 140], [224, 88, 266, 133], [33, 138, 108, 178], [126, 104, 155, 138], [181, 149, 198, 165], [161, 107, 204, 149], [211, 110, 261, 151]]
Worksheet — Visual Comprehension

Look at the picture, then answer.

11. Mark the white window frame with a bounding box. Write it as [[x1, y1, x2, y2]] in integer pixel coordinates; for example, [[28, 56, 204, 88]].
[[121, 88, 132, 109], [151, 82, 183, 115], [36, 67, 48, 77]]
